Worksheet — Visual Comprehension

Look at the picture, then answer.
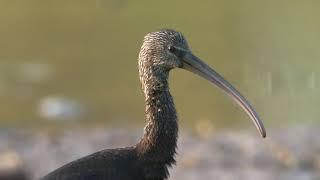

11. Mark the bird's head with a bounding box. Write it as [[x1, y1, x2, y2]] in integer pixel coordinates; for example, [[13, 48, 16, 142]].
[[138, 29, 266, 138], [139, 29, 189, 71]]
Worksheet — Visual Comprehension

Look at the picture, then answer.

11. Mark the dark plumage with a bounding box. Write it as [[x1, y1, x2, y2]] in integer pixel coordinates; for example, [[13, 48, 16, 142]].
[[42, 29, 266, 180]]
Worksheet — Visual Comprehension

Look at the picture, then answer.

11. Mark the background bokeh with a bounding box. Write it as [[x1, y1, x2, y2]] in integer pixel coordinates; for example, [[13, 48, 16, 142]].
[[0, 1, 319, 179]]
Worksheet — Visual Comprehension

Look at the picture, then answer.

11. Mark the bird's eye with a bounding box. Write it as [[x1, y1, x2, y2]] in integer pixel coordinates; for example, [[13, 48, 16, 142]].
[[168, 45, 176, 53]]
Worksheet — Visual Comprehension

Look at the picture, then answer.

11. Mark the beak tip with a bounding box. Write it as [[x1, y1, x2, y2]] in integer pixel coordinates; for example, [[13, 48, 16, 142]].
[[261, 130, 267, 138]]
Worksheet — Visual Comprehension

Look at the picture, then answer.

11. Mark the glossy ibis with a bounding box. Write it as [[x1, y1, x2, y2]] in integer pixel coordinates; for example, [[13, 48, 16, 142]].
[[42, 29, 266, 180]]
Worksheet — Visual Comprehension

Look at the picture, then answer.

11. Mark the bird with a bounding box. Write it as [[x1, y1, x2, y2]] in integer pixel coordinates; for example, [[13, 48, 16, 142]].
[[41, 29, 266, 180]]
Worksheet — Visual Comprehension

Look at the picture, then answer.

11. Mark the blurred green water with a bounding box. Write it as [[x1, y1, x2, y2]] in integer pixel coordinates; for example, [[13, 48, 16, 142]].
[[0, 0, 319, 130]]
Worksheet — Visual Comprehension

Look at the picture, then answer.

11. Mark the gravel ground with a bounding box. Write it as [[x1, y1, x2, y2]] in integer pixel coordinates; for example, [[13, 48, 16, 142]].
[[0, 126, 319, 180]]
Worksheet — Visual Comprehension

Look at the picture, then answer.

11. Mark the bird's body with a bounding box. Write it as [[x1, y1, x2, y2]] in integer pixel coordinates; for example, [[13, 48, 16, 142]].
[[43, 148, 137, 180], [42, 29, 266, 180]]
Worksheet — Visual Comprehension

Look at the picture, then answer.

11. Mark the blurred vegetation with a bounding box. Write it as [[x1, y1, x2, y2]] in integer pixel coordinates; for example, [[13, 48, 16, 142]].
[[0, 0, 319, 130]]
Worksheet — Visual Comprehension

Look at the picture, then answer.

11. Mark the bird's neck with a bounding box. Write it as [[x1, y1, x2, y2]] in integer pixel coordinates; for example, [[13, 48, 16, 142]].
[[136, 71, 178, 165]]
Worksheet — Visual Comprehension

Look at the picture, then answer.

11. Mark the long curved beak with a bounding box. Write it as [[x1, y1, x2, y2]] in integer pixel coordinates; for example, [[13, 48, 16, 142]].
[[181, 51, 266, 138]]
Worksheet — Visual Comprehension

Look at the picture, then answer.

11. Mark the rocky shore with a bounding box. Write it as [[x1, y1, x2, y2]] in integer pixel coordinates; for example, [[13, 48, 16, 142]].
[[0, 126, 319, 180]]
